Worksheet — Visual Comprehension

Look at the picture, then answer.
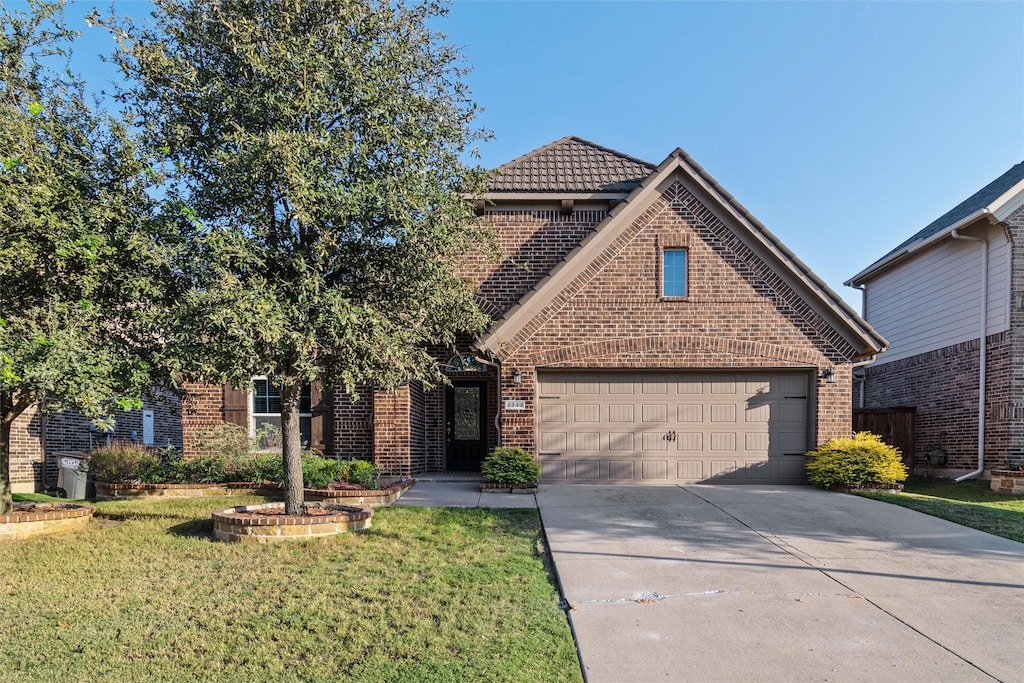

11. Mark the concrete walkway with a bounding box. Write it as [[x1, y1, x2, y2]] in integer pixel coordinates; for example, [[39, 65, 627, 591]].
[[394, 479, 1023, 682], [393, 474, 537, 509], [538, 484, 1024, 683]]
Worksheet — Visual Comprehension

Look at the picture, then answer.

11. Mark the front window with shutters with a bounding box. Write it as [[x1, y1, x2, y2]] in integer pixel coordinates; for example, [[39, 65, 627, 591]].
[[251, 377, 312, 448]]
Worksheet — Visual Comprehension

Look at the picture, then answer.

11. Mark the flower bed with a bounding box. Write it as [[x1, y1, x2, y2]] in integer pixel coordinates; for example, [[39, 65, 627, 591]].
[[96, 478, 414, 507], [304, 478, 414, 506], [990, 469, 1024, 496], [212, 502, 372, 543], [95, 481, 272, 500], [0, 503, 95, 541]]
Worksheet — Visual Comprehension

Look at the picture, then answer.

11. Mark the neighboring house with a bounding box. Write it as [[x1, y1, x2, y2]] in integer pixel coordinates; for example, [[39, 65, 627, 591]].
[[847, 162, 1024, 477], [11, 136, 886, 489], [8, 395, 182, 494], [181, 136, 885, 484]]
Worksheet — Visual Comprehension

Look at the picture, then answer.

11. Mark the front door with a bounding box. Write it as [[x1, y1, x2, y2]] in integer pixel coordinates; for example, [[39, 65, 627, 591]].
[[445, 381, 488, 472]]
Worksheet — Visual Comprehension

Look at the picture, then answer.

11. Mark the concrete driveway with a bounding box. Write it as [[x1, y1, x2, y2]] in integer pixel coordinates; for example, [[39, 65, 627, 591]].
[[537, 485, 1024, 683]]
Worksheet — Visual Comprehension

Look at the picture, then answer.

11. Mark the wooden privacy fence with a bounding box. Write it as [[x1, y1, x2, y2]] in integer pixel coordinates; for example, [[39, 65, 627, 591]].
[[853, 408, 916, 469]]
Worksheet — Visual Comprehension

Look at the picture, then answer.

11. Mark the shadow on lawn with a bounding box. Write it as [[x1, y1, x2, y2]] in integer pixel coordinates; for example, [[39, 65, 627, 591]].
[[167, 519, 215, 539]]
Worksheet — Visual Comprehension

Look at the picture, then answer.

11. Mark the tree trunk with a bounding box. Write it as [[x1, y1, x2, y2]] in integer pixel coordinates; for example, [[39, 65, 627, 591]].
[[280, 378, 305, 515], [1, 416, 13, 516]]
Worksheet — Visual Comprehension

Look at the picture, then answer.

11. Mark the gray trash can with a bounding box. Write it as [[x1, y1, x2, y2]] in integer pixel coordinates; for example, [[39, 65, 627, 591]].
[[56, 454, 90, 499]]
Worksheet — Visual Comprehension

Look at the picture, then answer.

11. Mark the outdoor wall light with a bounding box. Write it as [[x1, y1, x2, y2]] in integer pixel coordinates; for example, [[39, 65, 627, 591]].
[[512, 369, 522, 384], [820, 367, 836, 384]]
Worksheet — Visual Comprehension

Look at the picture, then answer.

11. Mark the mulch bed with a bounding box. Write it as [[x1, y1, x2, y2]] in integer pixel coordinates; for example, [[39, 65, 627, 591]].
[[228, 504, 368, 519]]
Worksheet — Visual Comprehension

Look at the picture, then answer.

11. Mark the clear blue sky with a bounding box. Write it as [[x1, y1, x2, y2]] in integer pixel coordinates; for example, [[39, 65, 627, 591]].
[[34, 0, 1024, 310]]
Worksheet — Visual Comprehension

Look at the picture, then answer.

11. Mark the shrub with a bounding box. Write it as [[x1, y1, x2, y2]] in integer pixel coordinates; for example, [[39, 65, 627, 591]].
[[89, 442, 160, 484], [301, 456, 345, 489], [805, 432, 907, 488], [481, 447, 540, 485], [195, 423, 252, 460], [348, 459, 378, 490]]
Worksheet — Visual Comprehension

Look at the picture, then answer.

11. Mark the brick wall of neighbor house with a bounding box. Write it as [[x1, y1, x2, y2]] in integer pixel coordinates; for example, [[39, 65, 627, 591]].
[[43, 393, 182, 454], [1007, 205, 1024, 463], [862, 332, 1013, 474], [9, 407, 44, 493], [472, 182, 860, 455]]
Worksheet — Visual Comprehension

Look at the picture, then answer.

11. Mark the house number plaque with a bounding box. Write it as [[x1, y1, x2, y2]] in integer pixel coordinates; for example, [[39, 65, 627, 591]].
[[504, 399, 526, 411]]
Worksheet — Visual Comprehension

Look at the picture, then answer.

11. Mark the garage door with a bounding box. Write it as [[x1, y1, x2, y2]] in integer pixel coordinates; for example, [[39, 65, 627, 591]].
[[537, 371, 809, 484]]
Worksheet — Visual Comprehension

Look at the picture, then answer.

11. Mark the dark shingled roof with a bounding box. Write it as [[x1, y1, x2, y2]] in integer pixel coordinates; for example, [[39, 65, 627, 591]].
[[490, 136, 656, 193], [875, 161, 1024, 264]]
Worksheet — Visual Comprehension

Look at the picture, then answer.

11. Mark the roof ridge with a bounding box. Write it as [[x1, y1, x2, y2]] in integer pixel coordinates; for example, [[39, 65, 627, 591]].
[[562, 135, 656, 170], [853, 159, 1024, 279], [493, 136, 656, 174], [492, 136, 577, 174]]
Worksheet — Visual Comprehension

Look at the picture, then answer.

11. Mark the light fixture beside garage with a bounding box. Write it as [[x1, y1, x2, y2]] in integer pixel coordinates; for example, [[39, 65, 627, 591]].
[[820, 367, 836, 384], [512, 368, 522, 384]]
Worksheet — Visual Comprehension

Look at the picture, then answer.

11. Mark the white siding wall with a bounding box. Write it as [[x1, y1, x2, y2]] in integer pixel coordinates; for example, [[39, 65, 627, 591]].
[[864, 223, 1010, 364]]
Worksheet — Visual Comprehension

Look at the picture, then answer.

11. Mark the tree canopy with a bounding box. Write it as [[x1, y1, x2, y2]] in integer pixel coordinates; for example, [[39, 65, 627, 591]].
[[103, 0, 491, 513], [0, 0, 177, 514]]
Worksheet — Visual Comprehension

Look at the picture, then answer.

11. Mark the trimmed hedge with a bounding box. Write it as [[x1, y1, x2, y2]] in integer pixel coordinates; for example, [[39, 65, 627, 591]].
[[482, 447, 540, 485], [805, 432, 907, 488]]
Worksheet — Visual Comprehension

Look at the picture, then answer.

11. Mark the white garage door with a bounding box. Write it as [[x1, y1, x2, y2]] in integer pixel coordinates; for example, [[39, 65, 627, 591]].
[[537, 371, 809, 484]]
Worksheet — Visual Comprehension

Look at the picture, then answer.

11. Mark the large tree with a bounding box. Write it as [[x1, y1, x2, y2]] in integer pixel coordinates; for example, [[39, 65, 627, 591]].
[[0, 0, 177, 514], [103, 0, 490, 514]]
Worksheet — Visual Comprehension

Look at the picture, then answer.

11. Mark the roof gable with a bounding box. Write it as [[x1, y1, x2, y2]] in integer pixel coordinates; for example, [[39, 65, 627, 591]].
[[477, 146, 886, 359], [849, 161, 1024, 284], [489, 136, 655, 193]]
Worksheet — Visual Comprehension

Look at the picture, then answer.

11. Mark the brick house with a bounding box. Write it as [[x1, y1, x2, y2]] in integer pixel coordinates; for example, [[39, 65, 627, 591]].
[[8, 395, 182, 494], [181, 136, 886, 484], [846, 162, 1024, 477], [11, 136, 885, 490]]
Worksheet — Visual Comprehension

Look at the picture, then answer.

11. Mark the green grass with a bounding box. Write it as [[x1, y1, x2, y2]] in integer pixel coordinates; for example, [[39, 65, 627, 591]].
[[12, 492, 84, 503], [0, 496, 582, 683], [858, 478, 1024, 543]]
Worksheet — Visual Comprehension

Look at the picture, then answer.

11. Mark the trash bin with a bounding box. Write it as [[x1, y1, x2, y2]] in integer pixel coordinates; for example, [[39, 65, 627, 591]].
[[56, 453, 90, 499]]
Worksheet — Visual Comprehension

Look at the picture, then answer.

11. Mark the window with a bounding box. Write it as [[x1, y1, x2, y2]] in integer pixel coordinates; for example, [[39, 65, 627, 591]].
[[251, 378, 312, 448], [663, 248, 688, 297]]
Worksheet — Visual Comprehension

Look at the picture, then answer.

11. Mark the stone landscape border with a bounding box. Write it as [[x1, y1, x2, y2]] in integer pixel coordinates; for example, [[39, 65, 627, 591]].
[[212, 502, 372, 543], [990, 469, 1024, 495], [96, 478, 414, 506], [0, 504, 95, 541]]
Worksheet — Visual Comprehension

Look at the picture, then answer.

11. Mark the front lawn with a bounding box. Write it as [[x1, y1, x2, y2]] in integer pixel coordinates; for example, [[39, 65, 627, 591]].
[[858, 478, 1024, 543], [0, 496, 582, 682]]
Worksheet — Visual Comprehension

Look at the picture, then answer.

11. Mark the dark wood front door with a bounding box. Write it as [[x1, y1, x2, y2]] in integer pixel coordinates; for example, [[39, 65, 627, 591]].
[[445, 381, 488, 472]]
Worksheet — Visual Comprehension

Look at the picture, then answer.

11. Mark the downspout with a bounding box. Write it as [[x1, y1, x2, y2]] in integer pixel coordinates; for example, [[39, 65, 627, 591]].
[[951, 228, 989, 482], [850, 283, 870, 409], [851, 356, 876, 409]]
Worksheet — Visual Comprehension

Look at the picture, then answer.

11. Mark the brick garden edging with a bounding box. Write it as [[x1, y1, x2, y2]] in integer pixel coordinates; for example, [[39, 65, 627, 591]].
[[212, 502, 372, 543], [990, 470, 1024, 496], [480, 481, 538, 494], [95, 479, 414, 507], [0, 503, 95, 541], [95, 482, 269, 500], [304, 478, 414, 506]]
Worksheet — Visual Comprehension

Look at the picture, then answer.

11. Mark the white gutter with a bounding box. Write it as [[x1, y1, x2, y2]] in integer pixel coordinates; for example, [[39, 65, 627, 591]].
[[846, 208, 992, 286], [950, 228, 989, 482]]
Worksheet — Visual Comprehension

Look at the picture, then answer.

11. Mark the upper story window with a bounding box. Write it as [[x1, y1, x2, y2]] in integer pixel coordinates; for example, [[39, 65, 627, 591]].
[[663, 248, 688, 297]]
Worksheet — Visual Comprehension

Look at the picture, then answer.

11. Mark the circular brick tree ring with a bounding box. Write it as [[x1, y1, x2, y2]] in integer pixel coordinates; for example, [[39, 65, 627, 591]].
[[0, 503, 95, 541], [212, 502, 372, 543]]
